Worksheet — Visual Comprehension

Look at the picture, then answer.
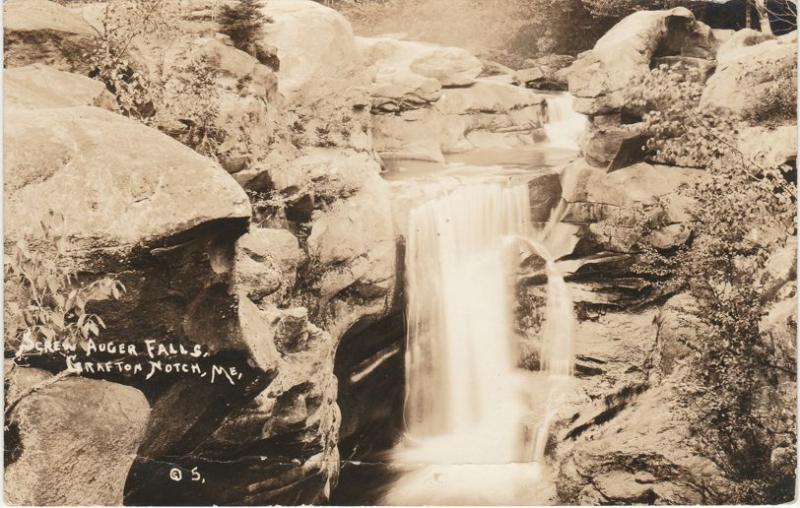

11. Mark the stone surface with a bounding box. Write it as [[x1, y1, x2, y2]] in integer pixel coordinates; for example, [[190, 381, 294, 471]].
[[566, 8, 714, 116], [3, 0, 97, 72], [357, 35, 483, 113], [513, 54, 575, 91], [261, 0, 357, 97], [556, 373, 733, 504], [373, 108, 446, 162], [5, 64, 117, 111], [5, 373, 150, 506], [701, 32, 797, 123], [737, 124, 797, 168], [307, 175, 397, 341], [4, 106, 251, 262], [159, 36, 280, 174], [234, 228, 303, 306]]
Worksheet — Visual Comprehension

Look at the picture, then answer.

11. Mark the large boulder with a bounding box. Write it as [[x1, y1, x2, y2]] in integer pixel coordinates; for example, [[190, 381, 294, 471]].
[[4, 64, 116, 111], [357, 35, 482, 113], [5, 369, 150, 505], [124, 299, 339, 505], [567, 7, 715, 116], [565, 8, 716, 168], [306, 174, 398, 341], [3, 0, 97, 72], [261, 0, 357, 97], [556, 373, 734, 504], [159, 36, 281, 174], [373, 108, 446, 162], [436, 79, 547, 153], [701, 32, 797, 124], [561, 161, 700, 251], [4, 106, 250, 262]]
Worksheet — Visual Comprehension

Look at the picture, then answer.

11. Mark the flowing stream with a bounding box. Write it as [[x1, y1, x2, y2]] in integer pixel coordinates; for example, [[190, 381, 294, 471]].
[[380, 95, 583, 502]]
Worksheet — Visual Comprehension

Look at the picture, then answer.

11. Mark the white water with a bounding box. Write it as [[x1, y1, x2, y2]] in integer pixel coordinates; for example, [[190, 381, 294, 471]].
[[403, 183, 530, 446], [543, 94, 587, 151], [383, 181, 577, 505]]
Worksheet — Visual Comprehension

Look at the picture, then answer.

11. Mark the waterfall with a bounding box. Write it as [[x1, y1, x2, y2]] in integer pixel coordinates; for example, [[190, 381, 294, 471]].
[[404, 182, 531, 451], [522, 202, 577, 463], [382, 179, 575, 505], [543, 94, 587, 151]]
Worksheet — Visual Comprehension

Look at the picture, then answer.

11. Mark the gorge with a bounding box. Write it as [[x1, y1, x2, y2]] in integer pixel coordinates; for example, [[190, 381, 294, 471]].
[[3, 0, 797, 506]]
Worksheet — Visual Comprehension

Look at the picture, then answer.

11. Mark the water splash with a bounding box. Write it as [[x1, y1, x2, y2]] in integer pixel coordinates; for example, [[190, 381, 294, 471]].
[[543, 94, 587, 151]]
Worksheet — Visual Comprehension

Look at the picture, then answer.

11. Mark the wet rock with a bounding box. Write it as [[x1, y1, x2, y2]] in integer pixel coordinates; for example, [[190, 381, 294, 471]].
[[3, 0, 97, 73], [513, 54, 575, 91], [5, 64, 117, 111], [701, 32, 797, 123], [5, 373, 150, 506]]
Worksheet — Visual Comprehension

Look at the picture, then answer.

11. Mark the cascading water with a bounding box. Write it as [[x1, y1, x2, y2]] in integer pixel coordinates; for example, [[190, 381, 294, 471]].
[[404, 182, 530, 453], [382, 180, 577, 505], [543, 94, 587, 151]]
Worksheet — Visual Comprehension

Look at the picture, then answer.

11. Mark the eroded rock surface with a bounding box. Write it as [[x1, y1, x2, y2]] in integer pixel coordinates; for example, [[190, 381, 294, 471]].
[[5, 367, 150, 506]]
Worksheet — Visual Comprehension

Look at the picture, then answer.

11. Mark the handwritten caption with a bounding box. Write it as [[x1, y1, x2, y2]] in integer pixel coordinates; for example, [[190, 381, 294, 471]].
[[17, 338, 244, 385]]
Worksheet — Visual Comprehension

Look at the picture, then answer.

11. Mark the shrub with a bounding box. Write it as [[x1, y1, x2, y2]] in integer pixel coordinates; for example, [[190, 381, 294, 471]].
[[218, 0, 274, 64], [625, 66, 796, 502], [4, 212, 125, 359], [86, 0, 181, 120], [157, 52, 225, 159]]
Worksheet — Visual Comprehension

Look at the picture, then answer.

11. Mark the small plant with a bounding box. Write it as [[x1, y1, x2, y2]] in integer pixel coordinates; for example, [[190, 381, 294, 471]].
[[218, 0, 274, 64], [4, 212, 125, 358], [85, 0, 179, 120], [158, 53, 225, 159]]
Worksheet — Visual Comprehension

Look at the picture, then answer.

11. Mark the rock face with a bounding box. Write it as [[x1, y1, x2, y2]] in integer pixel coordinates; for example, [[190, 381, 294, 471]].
[[701, 31, 797, 124], [565, 8, 717, 167], [159, 35, 281, 175], [4, 64, 117, 110], [261, 0, 357, 97], [5, 367, 150, 506], [561, 161, 699, 252], [513, 54, 575, 91], [5, 105, 251, 263], [3, 0, 97, 72]]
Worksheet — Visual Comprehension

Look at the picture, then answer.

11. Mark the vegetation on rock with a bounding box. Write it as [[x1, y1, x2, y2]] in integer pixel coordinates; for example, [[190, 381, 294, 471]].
[[621, 64, 797, 503]]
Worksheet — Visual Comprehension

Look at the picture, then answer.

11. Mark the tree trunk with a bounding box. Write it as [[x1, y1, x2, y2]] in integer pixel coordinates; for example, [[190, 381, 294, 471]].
[[745, 0, 753, 28], [753, 0, 775, 34]]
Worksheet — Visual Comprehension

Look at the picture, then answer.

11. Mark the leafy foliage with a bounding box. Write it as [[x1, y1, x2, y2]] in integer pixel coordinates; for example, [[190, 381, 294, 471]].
[[85, 1, 180, 120], [218, 0, 274, 64], [4, 212, 125, 359], [625, 65, 796, 501], [157, 52, 225, 159]]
